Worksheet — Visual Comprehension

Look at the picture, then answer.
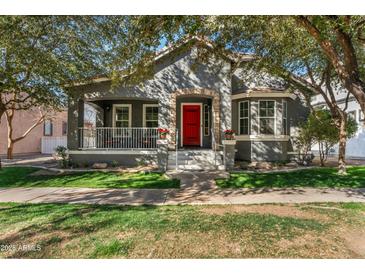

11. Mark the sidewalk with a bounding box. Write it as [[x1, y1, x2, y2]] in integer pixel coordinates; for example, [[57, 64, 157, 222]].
[[0, 171, 364, 205]]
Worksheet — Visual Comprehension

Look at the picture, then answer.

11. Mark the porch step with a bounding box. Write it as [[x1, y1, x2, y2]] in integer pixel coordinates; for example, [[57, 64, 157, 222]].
[[167, 149, 224, 171], [167, 164, 225, 171]]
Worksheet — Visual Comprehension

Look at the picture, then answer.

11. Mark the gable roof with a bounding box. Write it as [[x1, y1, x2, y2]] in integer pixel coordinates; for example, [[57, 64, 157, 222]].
[[71, 36, 255, 87]]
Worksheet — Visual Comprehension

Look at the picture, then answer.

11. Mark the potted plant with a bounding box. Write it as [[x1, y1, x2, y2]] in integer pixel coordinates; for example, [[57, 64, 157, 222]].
[[158, 128, 170, 139], [224, 129, 235, 140]]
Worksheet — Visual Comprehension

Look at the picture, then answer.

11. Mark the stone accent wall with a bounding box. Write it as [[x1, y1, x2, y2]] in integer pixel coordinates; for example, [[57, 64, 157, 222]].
[[169, 88, 221, 148]]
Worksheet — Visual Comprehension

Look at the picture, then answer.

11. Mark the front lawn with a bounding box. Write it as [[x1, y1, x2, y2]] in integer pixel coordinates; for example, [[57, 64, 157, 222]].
[[0, 167, 179, 189], [216, 167, 365, 188], [0, 202, 364, 258]]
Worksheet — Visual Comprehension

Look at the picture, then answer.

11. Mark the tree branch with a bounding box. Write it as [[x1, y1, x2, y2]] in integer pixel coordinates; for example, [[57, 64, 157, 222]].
[[328, 16, 360, 79], [296, 16, 348, 79], [343, 91, 351, 112], [12, 109, 47, 143]]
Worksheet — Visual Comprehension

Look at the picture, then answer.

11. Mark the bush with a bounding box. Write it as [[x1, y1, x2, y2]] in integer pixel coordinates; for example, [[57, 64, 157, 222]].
[[111, 160, 119, 168], [54, 146, 68, 168]]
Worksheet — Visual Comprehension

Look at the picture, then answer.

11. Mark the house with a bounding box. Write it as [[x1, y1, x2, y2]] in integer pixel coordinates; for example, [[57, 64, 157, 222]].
[[0, 109, 68, 156], [67, 38, 308, 170], [311, 91, 365, 159]]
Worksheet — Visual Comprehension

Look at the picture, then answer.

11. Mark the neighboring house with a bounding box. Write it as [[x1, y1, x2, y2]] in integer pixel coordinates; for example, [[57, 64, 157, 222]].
[[0, 109, 68, 156], [67, 38, 308, 169], [311, 91, 365, 159]]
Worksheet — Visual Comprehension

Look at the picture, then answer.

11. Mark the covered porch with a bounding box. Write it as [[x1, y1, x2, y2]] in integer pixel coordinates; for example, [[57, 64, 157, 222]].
[[69, 98, 161, 150], [66, 88, 231, 170]]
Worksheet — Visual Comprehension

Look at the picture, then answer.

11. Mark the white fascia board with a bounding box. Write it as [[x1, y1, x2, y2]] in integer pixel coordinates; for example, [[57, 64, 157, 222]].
[[232, 92, 296, 100]]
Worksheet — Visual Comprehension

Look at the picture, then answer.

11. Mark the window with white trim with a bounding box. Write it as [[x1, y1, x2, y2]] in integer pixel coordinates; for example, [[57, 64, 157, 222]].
[[238, 101, 249, 135], [282, 101, 288, 135], [62, 121, 67, 136], [114, 105, 131, 127], [359, 109, 364, 121], [259, 100, 275, 135], [144, 105, 159, 127], [43, 120, 53, 136], [203, 104, 210, 136]]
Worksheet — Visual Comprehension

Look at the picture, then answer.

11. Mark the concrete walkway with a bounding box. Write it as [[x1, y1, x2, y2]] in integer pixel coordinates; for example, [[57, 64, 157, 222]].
[[0, 171, 364, 205]]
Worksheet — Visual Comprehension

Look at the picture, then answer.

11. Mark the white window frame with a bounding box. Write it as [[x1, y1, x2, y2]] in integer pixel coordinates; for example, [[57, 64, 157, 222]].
[[359, 109, 364, 121], [112, 104, 132, 128], [143, 104, 159, 128], [203, 104, 210, 136], [282, 99, 288, 135], [258, 100, 276, 135], [238, 100, 250, 135], [43, 119, 53, 136]]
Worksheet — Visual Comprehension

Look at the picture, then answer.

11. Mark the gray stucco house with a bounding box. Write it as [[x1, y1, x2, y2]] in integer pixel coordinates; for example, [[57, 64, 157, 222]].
[[67, 38, 308, 170]]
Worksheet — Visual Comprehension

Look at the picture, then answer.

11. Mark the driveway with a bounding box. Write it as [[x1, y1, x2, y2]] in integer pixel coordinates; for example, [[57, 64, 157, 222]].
[[0, 171, 364, 205]]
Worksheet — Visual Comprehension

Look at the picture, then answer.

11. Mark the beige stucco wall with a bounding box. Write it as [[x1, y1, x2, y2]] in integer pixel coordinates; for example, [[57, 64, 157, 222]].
[[0, 109, 67, 156]]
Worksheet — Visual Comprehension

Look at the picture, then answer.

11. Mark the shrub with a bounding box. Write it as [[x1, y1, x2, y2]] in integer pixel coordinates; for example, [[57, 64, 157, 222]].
[[111, 160, 119, 168], [295, 110, 357, 166], [54, 146, 68, 168]]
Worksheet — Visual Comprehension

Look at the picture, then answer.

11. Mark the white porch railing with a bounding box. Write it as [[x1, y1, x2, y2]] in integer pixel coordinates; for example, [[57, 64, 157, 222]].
[[78, 127, 159, 149]]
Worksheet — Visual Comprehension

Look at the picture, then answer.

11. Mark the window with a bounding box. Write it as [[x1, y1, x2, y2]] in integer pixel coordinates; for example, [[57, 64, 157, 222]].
[[43, 120, 53, 136], [62, 121, 67, 136], [348, 110, 357, 122], [282, 100, 288, 135], [238, 101, 249, 135], [143, 104, 159, 127], [203, 104, 210, 136], [259, 100, 275, 135], [113, 105, 131, 128], [359, 109, 364, 121]]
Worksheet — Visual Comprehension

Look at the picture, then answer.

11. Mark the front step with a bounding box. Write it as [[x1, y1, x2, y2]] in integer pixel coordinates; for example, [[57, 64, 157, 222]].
[[167, 149, 224, 171], [167, 164, 225, 171]]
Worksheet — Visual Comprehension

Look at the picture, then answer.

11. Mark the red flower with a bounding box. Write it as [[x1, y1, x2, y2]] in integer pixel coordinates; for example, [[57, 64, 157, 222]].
[[158, 128, 170, 134]]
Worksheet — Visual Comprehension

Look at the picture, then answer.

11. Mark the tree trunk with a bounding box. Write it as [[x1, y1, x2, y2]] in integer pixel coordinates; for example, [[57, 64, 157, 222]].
[[7, 142, 14, 160], [338, 115, 348, 175], [0, 108, 4, 168], [318, 142, 324, 167], [5, 108, 46, 160], [6, 110, 15, 160]]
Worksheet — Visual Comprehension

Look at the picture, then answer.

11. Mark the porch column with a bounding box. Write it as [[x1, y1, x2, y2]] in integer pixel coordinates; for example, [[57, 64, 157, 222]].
[[221, 89, 232, 131], [223, 140, 236, 170], [157, 139, 169, 171], [67, 95, 84, 150], [158, 100, 173, 149]]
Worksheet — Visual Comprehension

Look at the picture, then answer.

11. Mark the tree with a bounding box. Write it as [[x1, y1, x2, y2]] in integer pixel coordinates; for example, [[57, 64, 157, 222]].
[[0, 16, 126, 163], [296, 16, 365, 116], [193, 15, 364, 173], [5, 105, 50, 159], [299, 109, 357, 167], [293, 120, 315, 166]]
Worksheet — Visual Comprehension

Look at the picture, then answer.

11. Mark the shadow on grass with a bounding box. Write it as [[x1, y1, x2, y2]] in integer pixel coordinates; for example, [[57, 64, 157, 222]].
[[216, 167, 365, 188], [0, 202, 333, 258], [0, 167, 180, 189]]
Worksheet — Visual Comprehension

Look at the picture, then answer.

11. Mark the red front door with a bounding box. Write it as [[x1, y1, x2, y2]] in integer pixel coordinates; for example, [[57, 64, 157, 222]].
[[183, 105, 201, 146]]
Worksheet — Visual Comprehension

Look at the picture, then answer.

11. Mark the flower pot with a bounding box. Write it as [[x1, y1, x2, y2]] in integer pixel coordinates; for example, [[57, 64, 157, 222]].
[[225, 134, 234, 140], [160, 134, 167, 139]]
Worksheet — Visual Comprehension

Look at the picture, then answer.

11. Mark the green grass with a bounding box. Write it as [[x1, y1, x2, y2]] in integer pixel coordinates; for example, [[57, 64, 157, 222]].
[[0, 202, 363, 258], [216, 167, 365, 188], [0, 167, 179, 189]]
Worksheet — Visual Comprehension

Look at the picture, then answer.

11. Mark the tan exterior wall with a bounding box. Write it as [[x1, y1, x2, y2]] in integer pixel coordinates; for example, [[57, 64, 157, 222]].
[[0, 109, 67, 156]]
